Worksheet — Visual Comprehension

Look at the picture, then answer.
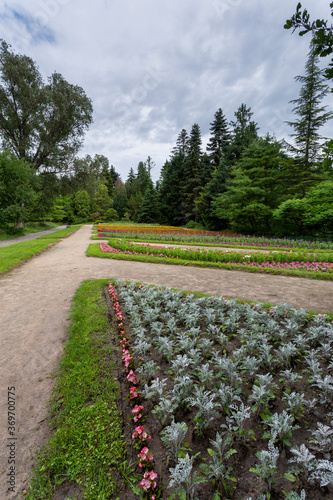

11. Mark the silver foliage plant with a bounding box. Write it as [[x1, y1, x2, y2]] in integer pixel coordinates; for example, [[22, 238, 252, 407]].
[[161, 419, 188, 462]]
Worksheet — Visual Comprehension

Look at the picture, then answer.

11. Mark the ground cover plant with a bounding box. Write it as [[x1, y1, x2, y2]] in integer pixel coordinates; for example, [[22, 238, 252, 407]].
[[94, 224, 333, 252], [0, 225, 81, 275], [106, 279, 333, 499], [86, 240, 333, 281]]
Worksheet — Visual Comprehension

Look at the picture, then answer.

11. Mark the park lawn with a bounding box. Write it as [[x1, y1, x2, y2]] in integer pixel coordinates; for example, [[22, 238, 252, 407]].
[[0, 225, 81, 275]]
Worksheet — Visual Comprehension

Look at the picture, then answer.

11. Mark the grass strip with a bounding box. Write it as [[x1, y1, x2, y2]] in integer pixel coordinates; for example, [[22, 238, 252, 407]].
[[0, 225, 81, 275], [25, 279, 138, 499], [0, 222, 60, 241], [86, 243, 333, 281]]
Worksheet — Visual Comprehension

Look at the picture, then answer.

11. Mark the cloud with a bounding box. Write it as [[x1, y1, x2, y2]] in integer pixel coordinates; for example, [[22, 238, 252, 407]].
[[0, 0, 332, 182]]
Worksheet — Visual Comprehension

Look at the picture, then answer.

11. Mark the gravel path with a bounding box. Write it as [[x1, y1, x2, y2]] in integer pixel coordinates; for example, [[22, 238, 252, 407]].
[[0, 226, 67, 248], [0, 225, 332, 498]]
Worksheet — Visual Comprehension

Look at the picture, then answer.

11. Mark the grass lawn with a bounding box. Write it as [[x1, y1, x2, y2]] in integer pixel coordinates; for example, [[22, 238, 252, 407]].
[[0, 225, 81, 275]]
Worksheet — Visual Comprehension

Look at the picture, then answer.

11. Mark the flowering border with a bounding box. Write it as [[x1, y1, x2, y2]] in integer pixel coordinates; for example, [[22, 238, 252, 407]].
[[108, 281, 159, 499]]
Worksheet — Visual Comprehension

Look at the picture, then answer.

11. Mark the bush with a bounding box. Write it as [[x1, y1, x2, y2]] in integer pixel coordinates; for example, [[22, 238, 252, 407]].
[[104, 208, 119, 222], [186, 220, 204, 230]]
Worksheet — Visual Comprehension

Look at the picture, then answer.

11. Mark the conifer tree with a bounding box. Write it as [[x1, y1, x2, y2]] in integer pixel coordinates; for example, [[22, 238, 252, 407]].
[[138, 179, 160, 223], [181, 123, 203, 222], [171, 129, 190, 158], [158, 154, 186, 225], [285, 41, 333, 196], [228, 104, 259, 161], [206, 108, 231, 167]]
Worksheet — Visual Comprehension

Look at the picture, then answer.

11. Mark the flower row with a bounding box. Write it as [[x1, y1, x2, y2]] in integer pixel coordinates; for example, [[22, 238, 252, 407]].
[[107, 281, 159, 499]]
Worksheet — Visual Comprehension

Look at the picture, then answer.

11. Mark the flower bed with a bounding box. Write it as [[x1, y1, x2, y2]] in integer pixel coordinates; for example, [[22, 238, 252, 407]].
[[95, 223, 333, 251], [107, 280, 333, 499], [99, 241, 333, 274]]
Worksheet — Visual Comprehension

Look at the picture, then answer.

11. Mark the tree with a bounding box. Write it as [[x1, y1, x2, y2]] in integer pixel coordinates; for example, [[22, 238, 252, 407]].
[[285, 43, 333, 196], [0, 150, 39, 231], [113, 179, 128, 219], [138, 180, 160, 223], [158, 154, 186, 225], [0, 40, 93, 172], [93, 184, 113, 217], [285, 2, 333, 82], [181, 123, 203, 221], [171, 129, 190, 158], [273, 180, 333, 236], [206, 108, 231, 167], [228, 104, 259, 161], [73, 190, 90, 220], [212, 136, 294, 234]]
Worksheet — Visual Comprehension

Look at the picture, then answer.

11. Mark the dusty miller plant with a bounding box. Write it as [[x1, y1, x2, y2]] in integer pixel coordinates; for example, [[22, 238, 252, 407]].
[[312, 374, 333, 405], [152, 396, 178, 425], [137, 360, 159, 382], [249, 441, 280, 492], [168, 453, 207, 500], [161, 419, 188, 462], [263, 410, 299, 447], [310, 422, 333, 458], [142, 377, 168, 400], [309, 459, 333, 487], [186, 386, 220, 433], [288, 444, 316, 479]]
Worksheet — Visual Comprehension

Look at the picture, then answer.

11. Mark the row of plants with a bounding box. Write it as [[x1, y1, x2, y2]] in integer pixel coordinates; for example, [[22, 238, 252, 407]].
[[101, 240, 333, 266], [108, 280, 333, 499], [95, 224, 333, 251], [90, 241, 333, 280]]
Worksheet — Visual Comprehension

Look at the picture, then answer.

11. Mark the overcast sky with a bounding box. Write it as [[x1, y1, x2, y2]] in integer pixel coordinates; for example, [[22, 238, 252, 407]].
[[1, 0, 333, 182]]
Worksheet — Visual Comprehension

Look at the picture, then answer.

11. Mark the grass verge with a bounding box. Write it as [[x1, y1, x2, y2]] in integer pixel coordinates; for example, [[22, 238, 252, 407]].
[[0, 222, 60, 241], [86, 243, 333, 281], [0, 225, 81, 275], [24, 279, 138, 499]]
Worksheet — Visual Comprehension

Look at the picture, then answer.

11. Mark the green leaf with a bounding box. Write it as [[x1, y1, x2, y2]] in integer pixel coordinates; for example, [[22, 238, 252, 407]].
[[284, 472, 297, 482]]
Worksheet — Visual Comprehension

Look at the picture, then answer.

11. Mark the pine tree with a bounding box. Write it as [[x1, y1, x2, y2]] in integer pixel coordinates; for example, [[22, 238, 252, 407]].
[[285, 41, 333, 196], [229, 104, 259, 161], [171, 129, 190, 158], [181, 123, 203, 222], [206, 108, 231, 167], [158, 154, 186, 225], [138, 180, 160, 223]]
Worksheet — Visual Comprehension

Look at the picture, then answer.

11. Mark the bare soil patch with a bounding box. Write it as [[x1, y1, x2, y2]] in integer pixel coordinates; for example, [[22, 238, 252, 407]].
[[0, 225, 332, 498]]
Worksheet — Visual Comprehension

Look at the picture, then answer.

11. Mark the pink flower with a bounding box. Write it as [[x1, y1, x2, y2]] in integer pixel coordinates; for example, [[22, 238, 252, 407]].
[[127, 370, 138, 384]]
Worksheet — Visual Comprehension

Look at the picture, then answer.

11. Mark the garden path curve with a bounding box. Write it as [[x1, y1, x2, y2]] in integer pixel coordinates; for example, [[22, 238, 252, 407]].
[[0, 224, 332, 498]]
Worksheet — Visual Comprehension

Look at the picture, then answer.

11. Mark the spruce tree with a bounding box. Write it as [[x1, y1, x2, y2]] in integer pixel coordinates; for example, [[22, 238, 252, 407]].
[[158, 154, 186, 225], [171, 129, 190, 158], [285, 41, 333, 196], [206, 108, 231, 167], [181, 123, 203, 222], [228, 103, 259, 161]]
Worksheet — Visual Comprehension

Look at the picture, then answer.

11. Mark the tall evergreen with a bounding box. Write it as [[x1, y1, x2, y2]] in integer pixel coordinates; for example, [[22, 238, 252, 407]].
[[171, 129, 190, 158], [213, 136, 294, 234], [158, 154, 186, 225], [206, 108, 231, 167], [138, 179, 160, 223], [181, 123, 203, 222], [229, 104, 259, 161], [285, 41, 333, 196]]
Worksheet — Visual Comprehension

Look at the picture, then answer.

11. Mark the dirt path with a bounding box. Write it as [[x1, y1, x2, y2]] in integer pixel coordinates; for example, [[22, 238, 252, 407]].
[[0, 225, 332, 498]]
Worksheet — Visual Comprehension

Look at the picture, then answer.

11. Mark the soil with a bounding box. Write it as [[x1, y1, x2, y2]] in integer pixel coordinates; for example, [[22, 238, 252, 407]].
[[0, 225, 332, 499]]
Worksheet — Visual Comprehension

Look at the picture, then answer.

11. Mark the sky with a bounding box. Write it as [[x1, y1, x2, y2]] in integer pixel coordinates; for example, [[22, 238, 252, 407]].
[[1, 0, 333, 182]]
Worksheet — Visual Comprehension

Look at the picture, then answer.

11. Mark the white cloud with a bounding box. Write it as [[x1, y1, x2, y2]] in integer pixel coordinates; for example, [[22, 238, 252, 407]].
[[0, 0, 333, 182]]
